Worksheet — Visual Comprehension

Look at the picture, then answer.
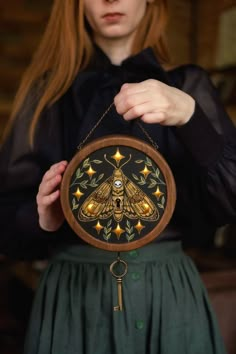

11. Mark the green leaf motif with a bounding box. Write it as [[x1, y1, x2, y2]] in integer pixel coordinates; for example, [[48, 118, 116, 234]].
[[103, 233, 111, 241], [135, 160, 144, 164], [138, 176, 146, 185], [146, 157, 152, 167], [89, 178, 97, 187], [80, 180, 88, 189], [92, 160, 103, 164], [125, 220, 136, 241], [72, 198, 79, 210], [82, 158, 90, 168], [97, 174, 104, 182], [132, 174, 139, 181], [161, 196, 165, 206], [148, 178, 157, 188], [155, 168, 160, 178], [126, 233, 135, 242], [76, 168, 84, 179], [103, 220, 112, 241]]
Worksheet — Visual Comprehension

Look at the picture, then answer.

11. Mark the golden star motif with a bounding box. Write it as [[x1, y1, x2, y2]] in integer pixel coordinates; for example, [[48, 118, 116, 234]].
[[111, 148, 125, 166], [113, 223, 125, 240], [93, 221, 104, 235], [86, 166, 96, 178], [153, 186, 164, 199], [140, 165, 151, 179], [135, 220, 145, 234], [73, 187, 84, 200]]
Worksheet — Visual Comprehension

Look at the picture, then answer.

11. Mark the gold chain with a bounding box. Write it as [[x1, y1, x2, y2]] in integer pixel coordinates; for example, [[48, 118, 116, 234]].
[[77, 102, 114, 151], [136, 121, 159, 150], [77, 101, 159, 151]]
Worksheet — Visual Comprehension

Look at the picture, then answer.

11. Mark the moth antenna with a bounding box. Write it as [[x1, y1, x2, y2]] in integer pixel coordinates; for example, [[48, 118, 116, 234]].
[[120, 154, 132, 169], [104, 154, 117, 169]]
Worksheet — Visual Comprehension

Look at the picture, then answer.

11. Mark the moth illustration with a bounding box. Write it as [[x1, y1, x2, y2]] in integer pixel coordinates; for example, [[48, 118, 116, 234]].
[[78, 153, 159, 223]]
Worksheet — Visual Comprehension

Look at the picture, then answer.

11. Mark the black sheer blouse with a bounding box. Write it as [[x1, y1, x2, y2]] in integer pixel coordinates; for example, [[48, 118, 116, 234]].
[[0, 47, 236, 258]]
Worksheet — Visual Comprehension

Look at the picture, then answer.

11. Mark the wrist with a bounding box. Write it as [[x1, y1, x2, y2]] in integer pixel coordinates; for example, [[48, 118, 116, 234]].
[[177, 96, 195, 126], [38, 213, 65, 232]]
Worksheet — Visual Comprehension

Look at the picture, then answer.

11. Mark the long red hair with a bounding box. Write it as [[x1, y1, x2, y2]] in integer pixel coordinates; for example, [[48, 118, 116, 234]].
[[6, 0, 169, 145]]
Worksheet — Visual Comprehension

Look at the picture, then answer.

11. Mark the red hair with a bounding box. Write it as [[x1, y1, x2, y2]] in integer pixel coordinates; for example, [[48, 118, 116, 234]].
[[5, 0, 169, 145]]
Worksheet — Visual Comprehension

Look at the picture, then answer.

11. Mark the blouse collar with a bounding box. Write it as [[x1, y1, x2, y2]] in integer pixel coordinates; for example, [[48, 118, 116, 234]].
[[86, 45, 171, 85]]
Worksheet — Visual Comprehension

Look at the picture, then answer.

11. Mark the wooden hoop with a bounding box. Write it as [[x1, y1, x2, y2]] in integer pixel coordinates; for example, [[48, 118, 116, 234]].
[[61, 135, 176, 251]]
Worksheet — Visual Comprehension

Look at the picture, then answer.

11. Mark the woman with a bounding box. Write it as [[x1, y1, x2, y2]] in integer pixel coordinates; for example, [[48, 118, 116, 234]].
[[0, 0, 235, 353]]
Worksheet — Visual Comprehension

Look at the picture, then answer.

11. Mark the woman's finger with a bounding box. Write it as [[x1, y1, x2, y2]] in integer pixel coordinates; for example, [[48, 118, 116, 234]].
[[37, 161, 67, 199], [38, 173, 62, 199], [37, 189, 60, 209], [115, 90, 156, 115], [42, 161, 67, 183]]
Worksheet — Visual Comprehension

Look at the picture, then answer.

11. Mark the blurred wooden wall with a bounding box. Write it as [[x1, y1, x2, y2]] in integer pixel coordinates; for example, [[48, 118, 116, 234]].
[[0, 0, 52, 138], [0, 0, 236, 140]]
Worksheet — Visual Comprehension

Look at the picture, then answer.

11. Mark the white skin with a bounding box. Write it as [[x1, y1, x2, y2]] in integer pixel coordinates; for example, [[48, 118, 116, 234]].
[[37, 0, 195, 231]]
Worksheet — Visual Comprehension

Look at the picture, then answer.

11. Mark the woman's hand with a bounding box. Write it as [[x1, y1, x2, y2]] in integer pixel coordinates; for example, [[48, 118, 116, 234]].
[[36, 161, 68, 232], [114, 79, 195, 126]]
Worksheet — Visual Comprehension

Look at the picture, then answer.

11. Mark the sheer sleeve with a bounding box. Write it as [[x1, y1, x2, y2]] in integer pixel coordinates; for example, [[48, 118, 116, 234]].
[[172, 65, 236, 227], [0, 92, 68, 259]]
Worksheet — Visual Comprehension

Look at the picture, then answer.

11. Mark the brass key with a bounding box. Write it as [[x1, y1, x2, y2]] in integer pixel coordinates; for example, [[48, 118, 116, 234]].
[[110, 257, 128, 311]]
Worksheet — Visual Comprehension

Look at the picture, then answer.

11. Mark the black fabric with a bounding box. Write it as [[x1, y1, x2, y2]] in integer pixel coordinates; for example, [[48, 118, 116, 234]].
[[0, 47, 236, 258]]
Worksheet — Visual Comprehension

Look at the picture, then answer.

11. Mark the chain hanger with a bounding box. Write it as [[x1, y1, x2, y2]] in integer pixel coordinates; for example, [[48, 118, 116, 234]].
[[77, 101, 159, 151]]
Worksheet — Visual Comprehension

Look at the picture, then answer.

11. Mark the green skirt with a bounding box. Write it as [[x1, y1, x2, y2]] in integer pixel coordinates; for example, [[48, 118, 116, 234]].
[[24, 242, 227, 354]]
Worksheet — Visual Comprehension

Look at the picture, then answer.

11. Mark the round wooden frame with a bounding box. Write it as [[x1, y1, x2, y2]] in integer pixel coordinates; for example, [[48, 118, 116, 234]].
[[61, 135, 176, 251]]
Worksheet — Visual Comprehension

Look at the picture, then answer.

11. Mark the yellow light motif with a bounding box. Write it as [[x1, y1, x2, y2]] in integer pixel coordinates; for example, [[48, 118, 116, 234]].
[[142, 203, 150, 214], [87, 203, 95, 213], [140, 165, 151, 179], [111, 148, 125, 166], [135, 220, 145, 234], [73, 188, 84, 200], [93, 221, 104, 234], [153, 186, 164, 199], [113, 223, 125, 239], [86, 166, 96, 178]]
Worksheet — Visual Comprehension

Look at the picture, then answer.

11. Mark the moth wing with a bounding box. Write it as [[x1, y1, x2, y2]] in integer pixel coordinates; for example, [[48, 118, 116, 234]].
[[123, 177, 159, 221], [78, 177, 113, 221], [123, 194, 139, 220]]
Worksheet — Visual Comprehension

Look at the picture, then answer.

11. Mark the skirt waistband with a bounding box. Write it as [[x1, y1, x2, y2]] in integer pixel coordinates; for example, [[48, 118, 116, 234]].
[[52, 241, 183, 264]]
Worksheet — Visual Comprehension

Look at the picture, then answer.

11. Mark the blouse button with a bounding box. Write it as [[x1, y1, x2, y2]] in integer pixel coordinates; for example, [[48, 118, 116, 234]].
[[129, 250, 138, 258], [135, 320, 144, 330], [131, 272, 140, 281]]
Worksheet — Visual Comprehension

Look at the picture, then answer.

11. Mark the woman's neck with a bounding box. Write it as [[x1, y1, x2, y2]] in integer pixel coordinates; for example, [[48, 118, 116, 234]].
[[94, 36, 134, 65]]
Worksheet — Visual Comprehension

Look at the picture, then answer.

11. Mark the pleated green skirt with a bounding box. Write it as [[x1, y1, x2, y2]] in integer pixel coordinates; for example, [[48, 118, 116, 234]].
[[24, 242, 227, 354]]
